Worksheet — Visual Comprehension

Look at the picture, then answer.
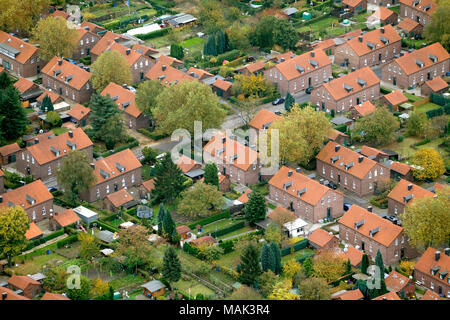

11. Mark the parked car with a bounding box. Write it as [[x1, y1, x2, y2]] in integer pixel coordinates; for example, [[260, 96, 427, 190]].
[[328, 181, 338, 189], [305, 87, 313, 94], [387, 215, 401, 225], [343, 203, 352, 211], [48, 187, 58, 193], [272, 98, 285, 105]]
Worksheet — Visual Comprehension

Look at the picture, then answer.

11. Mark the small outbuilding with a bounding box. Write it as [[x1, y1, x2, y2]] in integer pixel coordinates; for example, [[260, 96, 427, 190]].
[[141, 280, 166, 298], [73, 206, 98, 225]]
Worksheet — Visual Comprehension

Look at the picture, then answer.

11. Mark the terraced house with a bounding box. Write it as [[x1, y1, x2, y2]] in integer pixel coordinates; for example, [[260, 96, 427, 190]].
[[334, 25, 402, 70], [80, 149, 142, 202], [338, 205, 416, 265], [145, 61, 196, 86], [381, 42, 450, 89], [41, 56, 93, 103], [16, 128, 94, 181], [316, 141, 389, 197], [400, 0, 437, 26], [203, 133, 261, 186], [268, 166, 344, 223], [0, 31, 46, 77], [264, 49, 332, 96], [310, 67, 380, 114], [387, 179, 435, 215], [101, 82, 150, 130], [0, 180, 53, 222], [72, 26, 101, 60]]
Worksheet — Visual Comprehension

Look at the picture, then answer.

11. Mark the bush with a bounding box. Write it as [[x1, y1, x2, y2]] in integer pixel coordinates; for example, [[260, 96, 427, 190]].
[[397, 135, 404, 142], [138, 128, 168, 141], [210, 221, 245, 238], [96, 220, 120, 233], [218, 240, 235, 254], [425, 107, 444, 119], [136, 27, 172, 40], [182, 241, 201, 258], [380, 87, 392, 94], [56, 234, 78, 248]]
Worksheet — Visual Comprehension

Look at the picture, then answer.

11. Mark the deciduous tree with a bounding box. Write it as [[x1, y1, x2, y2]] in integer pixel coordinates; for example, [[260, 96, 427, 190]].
[[258, 270, 278, 297], [297, 278, 331, 300], [178, 182, 225, 218], [312, 251, 346, 282], [0, 0, 50, 34], [78, 233, 100, 261], [283, 259, 302, 280], [117, 225, 153, 273], [269, 279, 298, 300], [353, 107, 399, 146], [229, 285, 263, 300], [135, 80, 163, 118], [424, 4, 450, 51], [0, 207, 30, 266], [91, 50, 133, 92], [411, 148, 445, 181]]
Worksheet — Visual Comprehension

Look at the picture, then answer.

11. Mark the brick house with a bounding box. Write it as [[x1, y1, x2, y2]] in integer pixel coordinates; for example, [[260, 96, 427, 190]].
[[145, 61, 196, 86], [68, 103, 91, 127], [399, 0, 437, 27], [8, 275, 42, 299], [367, 6, 398, 26], [380, 89, 408, 111], [157, 54, 184, 69], [236, 60, 265, 76], [372, 291, 402, 300], [342, 0, 367, 15], [248, 109, 282, 135], [420, 289, 446, 300], [308, 228, 339, 251], [25, 222, 43, 240], [0, 143, 21, 165], [332, 289, 364, 300], [177, 154, 203, 177], [0, 31, 46, 78], [50, 208, 81, 230], [349, 100, 376, 120], [334, 25, 402, 70], [414, 247, 450, 299], [13, 77, 43, 105], [0, 286, 30, 300], [312, 29, 363, 57], [132, 43, 159, 63], [80, 149, 142, 202], [421, 76, 449, 96], [104, 188, 137, 212], [385, 270, 415, 298], [16, 128, 94, 181], [397, 18, 424, 38], [367, 0, 400, 6], [381, 42, 450, 89], [203, 133, 261, 186], [37, 90, 64, 107], [211, 79, 232, 98], [388, 161, 414, 181], [101, 82, 150, 130], [311, 66, 380, 114], [41, 56, 93, 103], [90, 31, 133, 62], [328, 128, 350, 146], [80, 21, 107, 36], [72, 27, 101, 60], [41, 292, 70, 300], [0, 179, 53, 222], [200, 173, 231, 192], [176, 225, 191, 239], [187, 67, 213, 80], [0, 169, 4, 194], [264, 49, 332, 96], [387, 179, 435, 215], [268, 166, 344, 223], [139, 179, 155, 199], [338, 204, 416, 265], [316, 141, 390, 197], [342, 245, 364, 267], [360, 145, 389, 163]]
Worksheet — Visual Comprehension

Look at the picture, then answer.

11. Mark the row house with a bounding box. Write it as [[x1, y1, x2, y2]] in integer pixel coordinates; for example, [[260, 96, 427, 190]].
[[203, 133, 261, 186], [41, 56, 93, 103], [368, 0, 400, 7], [248, 109, 282, 135], [157, 54, 184, 69], [338, 204, 416, 265], [387, 179, 435, 215], [80, 21, 107, 37], [397, 18, 424, 38], [0, 169, 4, 194], [308, 228, 339, 251], [132, 43, 159, 64], [0, 179, 53, 222], [316, 141, 390, 197], [68, 103, 91, 127], [236, 60, 265, 76], [399, 0, 437, 26], [386, 160, 414, 181], [90, 31, 133, 62], [80, 149, 142, 202], [0, 31, 46, 77], [414, 247, 450, 299], [360, 145, 389, 163], [310, 66, 380, 114], [367, 6, 398, 26], [72, 27, 101, 60], [16, 128, 94, 181], [101, 82, 150, 130], [0, 143, 21, 165], [312, 29, 363, 56], [268, 51, 296, 64], [349, 100, 376, 120], [342, 0, 367, 15], [385, 270, 415, 299], [264, 49, 332, 96], [145, 61, 196, 86], [187, 67, 213, 80], [268, 166, 344, 223], [327, 128, 350, 146], [381, 42, 450, 89], [334, 25, 402, 70], [13, 77, 43, 105], [381, 89, 408, 111]]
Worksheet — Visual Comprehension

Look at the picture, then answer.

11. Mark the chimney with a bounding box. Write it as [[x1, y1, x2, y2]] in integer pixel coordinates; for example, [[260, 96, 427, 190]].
[[358, 156, 364, 163], [0, 196, 2, 203], [407, 184, 412, 191], [90, 163, 95, 170], [358, 36, 363, 42], [126, 48, 131, 55], [34, 138, 39, 144], [68, 131, 73, 138], [335, 145, 340, 152], [367, 206, 372, 212], [435, 251, 441, 261], [296, 167, 301, 173], [310, 51, 315, 57], [445, 248, 450, 256], [380, 27, 385, 34], [162, 65, 167, 71], [2, 292, 6, 300], [58, 59, 63, 65], [288, 170, 293, 177]]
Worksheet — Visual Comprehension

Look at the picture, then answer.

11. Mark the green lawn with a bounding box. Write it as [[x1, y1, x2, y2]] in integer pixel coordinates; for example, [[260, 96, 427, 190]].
[[216, 226, 254, 241], [13, 253, 68, 275], [196, 219, 237, 235], [416, 136, 449, 158], [109, 274, 145, 291], [404, 93, 423, 102], [249, 181, 269, 196], [281, 248, 315, 264], [216, 249, 242, 269], [414, 102, 441, 114], [297, 17, 338, 33], [181, 37, 204, 48], [52, 127, 69, 136], [380, 136, 421, 158], [173, 278, 215, 298]]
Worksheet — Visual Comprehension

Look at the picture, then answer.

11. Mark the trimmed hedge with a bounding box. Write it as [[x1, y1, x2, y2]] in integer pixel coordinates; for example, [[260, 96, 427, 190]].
[[135, 27, 172, 40], [25, 229, 66, 250], [210, 221, 245, 238], [218, 240, 234, 254], [380, 87, 392, 94], [56, 234, 78, 248], [182, 241, 200, 258], [280, 239, 309, 257], [425, 107, 444, 119], [187, 210, 231, 230], [96, 220, 120, 233], [138, 128, 168, 141], [430, 92, 450, 106]]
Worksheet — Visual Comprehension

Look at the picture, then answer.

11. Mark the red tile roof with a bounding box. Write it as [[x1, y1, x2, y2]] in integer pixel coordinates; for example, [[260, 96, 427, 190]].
[[385, 270, 411, 292], [100, 82, 142, 118], [237, 60, 265, 74], [41, 56, 91, 91], [249, 109, 282, 130], [8, 275, 41, 290], [0, 31, 38, 64], [213, 79, 232, 91], [41, 292, 70, 300], [158, 55, 184, 67], [267, 205, 296, 220], [237, 189, 252, 203], [308, 228, 336, 248], [333, 289, 364, 300], [269, 166, 338, 206], [371, 6, 396, 21], [49, 10, 69, 19], [352, 101, 376, 117], [0, 180, 53, 212], [25, 222, 43, 240], [342, 0, 364, 7], [322, 67, 380, 101], [132, 43, 159, 56], [177, 154, 200, 173], [270, 51, 295, 63], [80, 21, 106, 34], [191, 235, 216, 246], [397, 18, 421, 32], [316, 141, 380, 179], [90, 31, 128, 57], [26, 127, 93, 165], [37, 90, 62, 104], [424, 76, 448, 92], [187, 67, 213, 80], [361, 145, 388, 158], [68, 104, 91, 121], [176, 225, 191, 235], [390, 161, 411, 176], [105, 188, 134, 208], [145, 61, 196, 86], [53, 208, 80, 227], [339, 205, 404, 247], [13, 77, 37, 94], [346, 25, 401, 57], [203, 133, 258, 171], [141, 179, 155, 192], [399, 0, 438, 15], [420, 289, 445, 300], [383, 90, 408, 106], [414, 247, 450, 286], [394, 42, 450, 76], [0, 286, 30, 300], [92, 148, 142, 185], [387, 179, 435, 205], [108, 41, 146, 66], [343, 245, 364, 266], [0, 143, 21, 156], [328, 128, 349, 141], [372, 291, 402, 300], [274, 49, 332, 81]]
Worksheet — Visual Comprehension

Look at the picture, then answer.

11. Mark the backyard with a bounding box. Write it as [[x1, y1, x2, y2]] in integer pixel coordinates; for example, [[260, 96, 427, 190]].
[[280, 248, 315, 264]]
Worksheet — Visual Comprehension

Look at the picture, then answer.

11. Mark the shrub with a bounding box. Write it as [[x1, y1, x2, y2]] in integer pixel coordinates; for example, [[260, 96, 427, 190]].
[[219, 240, 235, 254], [56, 234, 78, 248], [397, 135, 404, 142]]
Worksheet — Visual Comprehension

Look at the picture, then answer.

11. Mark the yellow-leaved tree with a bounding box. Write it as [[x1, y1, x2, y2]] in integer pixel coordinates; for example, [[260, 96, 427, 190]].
[[90, 278, 109, 299], [411, 148, 445, 181], [0, 206, 30, 266], [282, 258, 302, 280], [0, 0, 49, 34], [269, 279, 299, 300], [90, 50, 133, 92], [312, 251, 346, 283]]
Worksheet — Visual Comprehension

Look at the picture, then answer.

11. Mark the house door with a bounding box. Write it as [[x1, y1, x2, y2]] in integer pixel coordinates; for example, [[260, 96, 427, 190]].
[[327, 207, 331, 219], [82, 119, 86, 126], [401, 248, 405, 259], [289, 201, 294, 211], [337, 174, 341, 184], [308, 77, 312, 87], [114, 183, 118, 192], [59, 87, 63, 95], [37, 65, 40, 74], [223, 167, 226, 175], [86, 48, 90, 56], [438, 286, 443, 295], [356, 97, 360, 104], [393, 77, 397, 86], [140, 72, 144, 81], [378, 54, 382, 62], [416, 16, 420, 23], [8, 155, 12, 164], [427, 72, 431, 80], [321, 102, 325, 110], [361, 241, 365, 251]]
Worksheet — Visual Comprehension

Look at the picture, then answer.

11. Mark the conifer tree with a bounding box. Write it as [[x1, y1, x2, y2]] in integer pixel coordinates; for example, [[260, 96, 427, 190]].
[[203, 162, 219, 189], [270, 242, 282, 275], [239, 243, 262, 286], [0, 71, 11, 89], [88, 93, 121, 138], [40, 94, 54, 112], [216, 30, 226, 55], [245, 191, 267, 224], [284, 92, 295, 112], [302, 256, 313, 277], [162, 210, 176, 239], [162, 246, 182, 286], [0, 85, 28, 140], [157, 204, 166, 236], [260, 242, 276, 272], [361, 254, 370, 274], [375, 249, 385, 276], [152, 154, 186, 203]]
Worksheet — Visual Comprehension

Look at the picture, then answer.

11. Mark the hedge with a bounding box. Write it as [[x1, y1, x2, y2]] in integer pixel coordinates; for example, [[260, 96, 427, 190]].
[[380, 87, 392, 94], [138, 128, 168, 141], [96, 220, 120, 233], [425, 107, 444, 119], [187, 210, 231, 230], [430, 92, 450, 107], [136, 27, 172, 40], [25, 229, 66, 250], [280, 239, 309, 257], [100, 139, 139, 158], [182, 241, 200, 258], [210, 221, 245, 238], [56, 234, 78, 248], [335, 124, 347, 134], [218, 240, 234, 254]]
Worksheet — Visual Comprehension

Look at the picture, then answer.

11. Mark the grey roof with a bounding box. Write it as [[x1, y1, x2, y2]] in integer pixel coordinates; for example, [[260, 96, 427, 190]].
[[331, 116, 353, 126], [254, 218, 271, 230], [29, 273, 46, 282], [165, 13, 197, 26], [202, 75, 225, 86], [141, 280, 166, 292], [98, 230, 115, 243], [184, 168, 205, 178], [137, 205, 153, 219], [283, 7, 299, 16]]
